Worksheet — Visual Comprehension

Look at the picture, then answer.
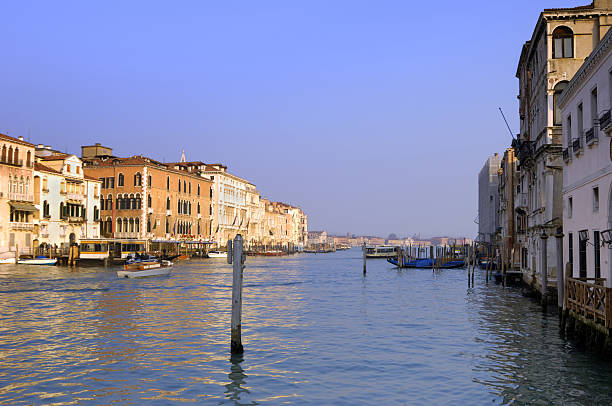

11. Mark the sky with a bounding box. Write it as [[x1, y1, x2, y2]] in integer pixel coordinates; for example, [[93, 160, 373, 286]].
[[0, 0, 586, 238]]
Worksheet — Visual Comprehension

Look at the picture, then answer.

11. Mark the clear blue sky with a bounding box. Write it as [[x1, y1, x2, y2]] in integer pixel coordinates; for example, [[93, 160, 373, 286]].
[[0, 0, 584, 238]]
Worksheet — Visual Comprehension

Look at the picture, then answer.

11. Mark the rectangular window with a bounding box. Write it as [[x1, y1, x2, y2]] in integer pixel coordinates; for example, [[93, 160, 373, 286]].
[[566, 114, 572, 145], [578, 103, 583, 135], [594, 231, 601, 279], [568, 197, 573, 218], [568, 232, 574, 273], [100, 178, 106, 189], [107, 177, 114, 189], [592, 87, 598, 126], [579, 231, 587, 278], [593, 187, 599, 212]]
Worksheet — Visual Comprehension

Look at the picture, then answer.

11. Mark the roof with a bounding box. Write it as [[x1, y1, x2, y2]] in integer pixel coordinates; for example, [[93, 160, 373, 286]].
[[34, 162, 61, 174], [39, 153, 72, 161], [544, 3, 594, 12], [0, 133, 36, 147]]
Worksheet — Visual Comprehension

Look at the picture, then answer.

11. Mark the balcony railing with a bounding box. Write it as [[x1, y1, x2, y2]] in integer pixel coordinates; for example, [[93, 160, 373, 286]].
[[8, 192, 34, 202], [67, 216, 86, 223], [9, 222, 34, 230], [585, 127, 598, 146], [67, 193, 84, 201], [600, 110, 612, 132], [563, 148, 570, 162], [115, 232, 139, 239], [572, 137, 583, 154], [565, 277, 612, 328]]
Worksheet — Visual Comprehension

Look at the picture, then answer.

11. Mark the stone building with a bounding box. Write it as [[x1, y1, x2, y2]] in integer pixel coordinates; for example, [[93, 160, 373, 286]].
[[497, 148, 520, 268], [514, 0, 612, 287], [0, 134, 35, 255], [34, 154, 101, 248], [560, 24, 612, 285], [82, 146, 212, 242], [478, 153, 501, 246]]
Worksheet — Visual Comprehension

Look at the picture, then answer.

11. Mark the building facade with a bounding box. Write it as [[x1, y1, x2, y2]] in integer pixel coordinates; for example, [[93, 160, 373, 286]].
[[0, 134, 35, 254], [478, 153, 501, 245], [34, 154, 101, 248], [560, 25, 612, 285], [82, 146, 212, 242], [514, 1, 612, 286], [498, 148, 520, 268]]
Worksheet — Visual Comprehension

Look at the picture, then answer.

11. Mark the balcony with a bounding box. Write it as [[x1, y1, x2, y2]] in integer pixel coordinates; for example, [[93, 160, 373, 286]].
[[10, 222, 34, 231], [563, 148, 571, 162], [67, 216, 86, 223], [9, 192, 34, 202], [572, 137, 583, 155], [585, 127, 598, 146], [67, 193, 84, 202], [115, 232, 139, 239], [0, 157, 25, 167], [600, 110, 612, 133]]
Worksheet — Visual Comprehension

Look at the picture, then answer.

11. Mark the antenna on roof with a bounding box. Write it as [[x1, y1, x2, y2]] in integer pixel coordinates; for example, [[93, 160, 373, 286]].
[[498, 107, 516, 140]]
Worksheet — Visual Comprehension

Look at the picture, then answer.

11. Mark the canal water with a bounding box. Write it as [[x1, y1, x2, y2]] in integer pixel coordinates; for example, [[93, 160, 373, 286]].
[[1, 249, 612, 405]]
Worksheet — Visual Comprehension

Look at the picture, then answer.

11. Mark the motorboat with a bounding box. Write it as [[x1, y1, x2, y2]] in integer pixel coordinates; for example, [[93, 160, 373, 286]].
[[0, 257, 16, 264], [207, 251, 226, 258], [117, 260, 173, 278], [17, 257, 58, 265]]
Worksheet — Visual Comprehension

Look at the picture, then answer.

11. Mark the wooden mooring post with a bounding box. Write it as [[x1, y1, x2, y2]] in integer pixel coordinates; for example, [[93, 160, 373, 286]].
[[228, 235, 246, 355], [362, 243, 366, 275]]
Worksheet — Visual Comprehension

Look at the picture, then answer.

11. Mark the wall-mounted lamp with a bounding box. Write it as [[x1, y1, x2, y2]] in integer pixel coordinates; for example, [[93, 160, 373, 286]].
[[601, 229, 612, 246], [579, 229, 589, 242]]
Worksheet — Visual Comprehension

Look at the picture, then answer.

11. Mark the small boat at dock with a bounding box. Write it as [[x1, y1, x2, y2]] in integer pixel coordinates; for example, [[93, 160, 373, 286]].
[[207, 251, 226, 258], [117, 260, 173, 278], [17, 257, 58, 265]]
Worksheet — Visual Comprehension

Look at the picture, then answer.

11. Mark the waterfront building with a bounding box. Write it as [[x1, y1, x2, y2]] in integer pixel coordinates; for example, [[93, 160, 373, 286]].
[[35, 145, 103, 247], [559, 25, 612, 284], [34, 153, 101, 248], [478, 153, 501, 247], [0, 134, 35, 254], [514, 0, 612, 287], [498, 148, 521, 268], [308, 230, 327, 246], [82, 145, 212, 242]]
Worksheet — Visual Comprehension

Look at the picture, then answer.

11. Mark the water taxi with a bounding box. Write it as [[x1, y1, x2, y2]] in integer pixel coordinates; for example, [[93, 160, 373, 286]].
[[117, 260, 173, 278]]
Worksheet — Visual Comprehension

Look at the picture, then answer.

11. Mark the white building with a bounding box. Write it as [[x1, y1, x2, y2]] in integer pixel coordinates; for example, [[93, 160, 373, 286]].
[[560, 26, 612, 285], [34, 154, 101, 248], [478, 153, 501, 245]]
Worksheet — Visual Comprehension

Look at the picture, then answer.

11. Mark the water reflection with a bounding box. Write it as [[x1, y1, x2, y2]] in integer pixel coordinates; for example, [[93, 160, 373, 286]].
[[225, 354, 257, 405]]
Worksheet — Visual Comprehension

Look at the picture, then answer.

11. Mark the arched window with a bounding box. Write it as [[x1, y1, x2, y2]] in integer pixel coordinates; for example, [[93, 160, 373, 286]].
[[129, 193, 135, 209], [129, 218, 135, 233], [178, 179, 181, 192], [93, 206, 99, 221], [7, 146, 13, 164], [59, 202, 65, 219], [554, 81, 569, 125], [183, 180, 186, 193], [123, 218, 128, 232], [147, 219, 151, 233], [118, 173, 124, 187], [1, 145, 6, 162], [100, 196, 105, 210], [197, 202, 200, 214], [14, 148, 19, 164], [553, 26, 573, 59], [165, 219, 169, 233], [117, 218, 122, 232], [197, 184, 200, 196], [189, 182, 191, 194], [105, 217, 112, 234], [167, 197, 171, 210], [148, 194, 152, 208], [134, 172, 142, 186], [135, 218, 140, 233], [167, 176, 170, 190], [107, 194, 113, 210], [26, 151, 31, 167], [136, 193, 141, 209], [178, 199, 182, 214]]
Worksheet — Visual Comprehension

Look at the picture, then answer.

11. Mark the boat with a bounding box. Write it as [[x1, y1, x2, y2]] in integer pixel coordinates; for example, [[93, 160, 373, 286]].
[[365, 245, 399, 258], [438, 260, 465, 269], [207, 251, 226, 258], [17, 257, 58, 265], [117, 260, 173, 278], [0, 257, 16, 264], [387, 257, 433, 268]]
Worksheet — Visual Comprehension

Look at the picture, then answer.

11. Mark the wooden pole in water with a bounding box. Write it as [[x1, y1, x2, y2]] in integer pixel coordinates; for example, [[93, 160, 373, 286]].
[[555, 228, 565, 310], [230, 234, 245, 354], [541, 230, 549, 308], [362, 242, 366, 275]]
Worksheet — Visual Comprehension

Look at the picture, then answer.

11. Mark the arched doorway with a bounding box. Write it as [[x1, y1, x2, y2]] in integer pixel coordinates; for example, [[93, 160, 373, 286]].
[[69, 232, 76, 246]]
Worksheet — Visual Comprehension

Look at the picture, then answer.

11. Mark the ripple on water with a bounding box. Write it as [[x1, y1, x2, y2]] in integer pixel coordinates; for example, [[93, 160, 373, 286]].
[[1, 252, 612, 404]]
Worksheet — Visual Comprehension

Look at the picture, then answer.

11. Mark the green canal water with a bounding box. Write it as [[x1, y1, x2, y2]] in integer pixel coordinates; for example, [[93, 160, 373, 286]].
[[0, 249, 611, 405]]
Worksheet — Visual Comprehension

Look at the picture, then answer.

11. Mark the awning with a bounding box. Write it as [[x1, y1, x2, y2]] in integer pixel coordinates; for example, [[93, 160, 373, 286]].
[[9, 202, 37, 212]]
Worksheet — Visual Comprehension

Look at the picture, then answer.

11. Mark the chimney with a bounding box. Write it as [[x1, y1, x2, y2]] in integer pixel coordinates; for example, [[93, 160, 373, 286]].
[[45, 146, 51, 150], [18, 136, 23, 141], [37, 144, 44, 148]]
